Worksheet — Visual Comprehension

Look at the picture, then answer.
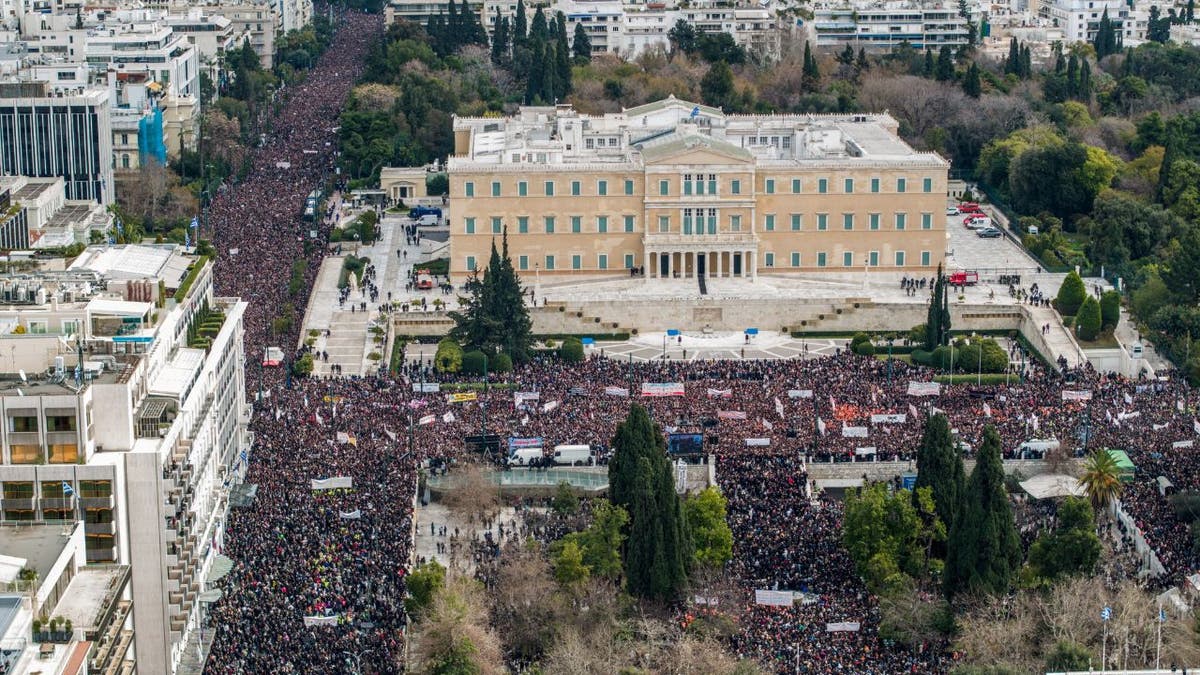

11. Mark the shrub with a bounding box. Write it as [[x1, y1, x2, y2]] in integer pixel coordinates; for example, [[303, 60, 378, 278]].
[[461, 350, 488, 375], [908, 324, 927, 345], [293, 353, 314, 377], [434, 338, 463, 373], [1056, 271, 1087, 316], [853, 340, 876, 356], [1100, 290, 1121, 329], [560, 337, 584, 363], [850, 332, 872, 348], [492, 352, 513, 373], [1076, 296, 1102, 341], [911, 349, 934, 366]]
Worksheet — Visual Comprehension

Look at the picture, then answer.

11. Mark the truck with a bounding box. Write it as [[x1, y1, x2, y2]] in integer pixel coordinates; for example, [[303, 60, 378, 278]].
[[552, 444, 593, 466], [415, 269, 435, 290], [508, 447, 545, 466], [409, 206, 442, 219], [948, 271, 979, 286]]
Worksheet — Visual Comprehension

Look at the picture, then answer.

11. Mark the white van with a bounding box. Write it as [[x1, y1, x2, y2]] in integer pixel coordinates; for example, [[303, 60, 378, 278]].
[[417, 214, 440, 227], [1014, 438, 1060, 459], [509, 447, 544, 466], [552, 444, 593, 466]]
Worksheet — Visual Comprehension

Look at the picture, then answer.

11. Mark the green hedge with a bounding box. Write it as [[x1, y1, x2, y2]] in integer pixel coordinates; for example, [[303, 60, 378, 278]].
[[173, 256, 209, 302], [534, 333, 630, 342]]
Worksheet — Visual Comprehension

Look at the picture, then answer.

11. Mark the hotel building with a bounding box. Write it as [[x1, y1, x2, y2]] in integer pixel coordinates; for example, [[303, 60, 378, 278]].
[[448, 96, 948, 284]]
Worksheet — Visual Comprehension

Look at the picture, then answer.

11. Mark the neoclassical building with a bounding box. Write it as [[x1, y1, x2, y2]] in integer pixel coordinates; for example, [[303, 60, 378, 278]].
[[447, 97, 948, 284]]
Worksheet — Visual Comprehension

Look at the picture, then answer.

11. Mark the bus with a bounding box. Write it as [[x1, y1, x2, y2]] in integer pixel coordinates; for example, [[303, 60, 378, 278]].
[[301, 190, 321, 221]]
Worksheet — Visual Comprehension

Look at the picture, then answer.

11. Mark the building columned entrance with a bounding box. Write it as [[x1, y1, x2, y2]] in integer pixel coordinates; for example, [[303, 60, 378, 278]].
[[643, 246, 757, 281]]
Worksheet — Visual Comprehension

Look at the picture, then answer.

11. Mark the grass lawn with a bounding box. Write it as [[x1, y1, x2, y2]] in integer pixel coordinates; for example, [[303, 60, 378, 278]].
[[1078, 328, 1121, 349], [875, 354, 913, 364]]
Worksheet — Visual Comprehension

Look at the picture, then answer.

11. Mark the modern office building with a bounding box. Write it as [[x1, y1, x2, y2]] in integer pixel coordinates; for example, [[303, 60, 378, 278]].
[[810, 2, 971, 50], [0, 244, 250, 675], [0, 83, 114, 204], [448, 96, 948, 284]]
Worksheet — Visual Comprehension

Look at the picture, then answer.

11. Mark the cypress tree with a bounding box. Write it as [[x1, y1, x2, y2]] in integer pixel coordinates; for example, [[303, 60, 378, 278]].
[[935, 45, 954, 81], [446, 0, 460, 50], [530, 6, 548, 42], [1188, 0, 1195, 23], [1066, 53, 1079, 98], [525, 40, 544, 104], [1005, 37, 1019, 74], [555, 26, 572, 97], [856, 47, 870, 71], [923, 49, 935, 78], [540, 41, 558, 103], [513, 0, 527, 44], [1020, 44, 1032, 78], [802, 42, 820, 90], [944, 426, 1021, 597], [914, 414, 964, 536], [491, 11, 509, 64], [963, 62, 982, 98], [572, 22, 592, 60], [609, 405, 689, 601], [1078, 60, 1092, 100]]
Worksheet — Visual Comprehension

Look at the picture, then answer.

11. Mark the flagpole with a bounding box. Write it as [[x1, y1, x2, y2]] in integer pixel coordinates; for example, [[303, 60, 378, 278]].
[[1156, 605, 1163, 671]]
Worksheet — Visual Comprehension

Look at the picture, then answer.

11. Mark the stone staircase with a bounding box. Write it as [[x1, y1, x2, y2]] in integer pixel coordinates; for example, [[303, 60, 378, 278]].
[[778, 298, 872, 332], [534, 302, 629, 335]]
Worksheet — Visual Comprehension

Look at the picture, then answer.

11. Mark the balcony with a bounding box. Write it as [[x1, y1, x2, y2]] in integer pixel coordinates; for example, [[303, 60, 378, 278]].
[[87, 547, 117, 563], [643, 231, 759, 248], [41, 497, 76, 511], [1, 498, 35, 511], [85, 520, 116, 535], [81, 495, 115, 510]]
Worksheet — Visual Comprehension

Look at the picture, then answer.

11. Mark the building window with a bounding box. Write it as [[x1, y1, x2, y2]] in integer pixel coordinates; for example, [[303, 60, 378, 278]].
[[466, 255, 477, 271], [624, 179, 634, 195], [731, 179, 741, 195], [921, 250, 931, 266], [545, 216, 555, 234], [817, 252, 827, 267], [659, 215, 670, 232], [518, 216, 529, 233], [598, 180, 608, 196], [922, 213, 933, 230], [546, 255, 555, 270], [465, 218, 475, 234], [706, 208, 717, 233], [897, 178, 907, 193], [491, 181, 501, 197], [571, 254, 582, 270], [843, 214, 854, 230], [764, 252, 775, 267], [659, 180, 669, 196], [48, 443, 77, 464], [818, 178, 828, 194], [896, 213, 907, 230], [519, 255, 529, 270], [624, 254, 634, 269], [597, 216, 608, 233], [869, 251, 879, 266], [708, 174, 717, 194], [765, 178, 775, 194], [121, 155, 130, 169], [730, 215, 742, 231], [624, 215, 635, 232], [683, 208, 694, 234], [895, 251, 906, 266], [844, 178, 854, 193], [545, 181, 555, 196], [683, 174, 693, 196], [870, 178, 880, 193], [792, 178, 801, 194], [764, 214, 775, 231], [571, 181, 581, 196], [518, 181, 528, 197], [869, 213, 880, 230], [843, 251, 854, 267], [491, 217, 502, 234], [571, 216, 581, 233], [465, 182, 475, 197], [790, 214, 801, 231], [817, 214, 828, 231], [923, 177, 933, 193], [598, 254, 608, 270], [61, 320, 79, 335], [791, 252, 800, 267], [27, 321, 46, 335]]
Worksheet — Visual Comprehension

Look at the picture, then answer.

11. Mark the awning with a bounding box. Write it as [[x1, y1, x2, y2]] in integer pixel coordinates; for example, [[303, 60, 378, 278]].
[[1019, 474, 1085, 500], [206, 554, 234, 583]]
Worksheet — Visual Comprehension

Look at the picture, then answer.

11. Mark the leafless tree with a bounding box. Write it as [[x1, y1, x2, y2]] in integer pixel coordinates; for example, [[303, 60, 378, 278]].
[[409, 573, 505, 675]]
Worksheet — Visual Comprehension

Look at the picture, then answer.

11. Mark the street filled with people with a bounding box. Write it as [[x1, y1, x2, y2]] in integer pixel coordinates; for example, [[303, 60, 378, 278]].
[[198, 8, 1200, 674]]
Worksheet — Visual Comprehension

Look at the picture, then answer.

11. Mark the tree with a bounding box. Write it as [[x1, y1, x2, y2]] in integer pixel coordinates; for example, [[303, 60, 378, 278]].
[[461, 349, 487, 375], [490, 11, 509, 64], [683, 487, 733, 570], [1056, 271, 1087, 316], [1026, 497, 1101, 581], [700, 61, 735, 110], [963, 62, 982, 98], [924, 264, 951, 350], [944, 426, 1021, 597], [559, 337, 584, 363], [410, 575, 504, 675], [1076, 296, 1102, 341], [571, 22, 591, 60], [802, 41, 820, 90], [668, 19, 697, 56], [448, 229, 533, 360], [559, 498, 628, 579], [1046, 641, 1093, 671], [843, 484, 944, 592], [914, 413, 964, 535], [552, 539, 591, 586], [1165, 224, 1200, 304], [608, 405, 689, 600], [923, 49, 935, 78], [435, 338, 463, 373], [1094, 8, 1119, 59], [552, 480, 579, 515], [406, 560, 447, 616], [1080, 450, 1123, 513], [1005, 37, 1020, 75]]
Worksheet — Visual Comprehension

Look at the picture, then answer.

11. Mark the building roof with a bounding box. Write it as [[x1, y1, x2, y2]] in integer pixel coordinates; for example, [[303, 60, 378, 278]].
[[1019, 474, 1085, 500], [623, 96, 722, 118], [86, 298, 152, 318], [147, 347, 204, 399], [0, 525, 72, 585], [639, 132, 754, 163], [69, 244, 190, 285], [54, 565, 128, 634]]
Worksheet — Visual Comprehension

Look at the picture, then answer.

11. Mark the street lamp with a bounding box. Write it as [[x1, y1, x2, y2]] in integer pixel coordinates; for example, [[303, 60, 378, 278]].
[[342, 649, 373, 675], [863, 255, 869, 291]]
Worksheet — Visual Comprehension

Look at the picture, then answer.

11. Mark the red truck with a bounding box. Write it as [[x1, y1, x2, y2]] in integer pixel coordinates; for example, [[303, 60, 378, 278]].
[[949, 271, 979, 286], [415, 269, 435, 290], [959, 202, 982, 213]]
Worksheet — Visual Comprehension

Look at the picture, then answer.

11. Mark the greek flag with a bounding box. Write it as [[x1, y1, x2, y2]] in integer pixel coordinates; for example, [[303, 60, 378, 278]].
[[690, 106, 700, 118], [1160, 608, 1167, 623], [1101, 606, 1112, 621], [190, 216, 199, 229], [61, 481, 74, 496], [184, 230, 191, 247]]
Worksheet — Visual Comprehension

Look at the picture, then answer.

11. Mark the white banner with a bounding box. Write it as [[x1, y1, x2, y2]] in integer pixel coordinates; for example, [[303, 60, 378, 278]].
[[775, 397, 786, 419], [541, 400, 559, 412], [1118, 411, 1140, 421], [514, 391, 540, 408], [789, 389, 813, 399], [1153, 423, 1169, 431], [303, 615, 341, 627], [907, 381, 941, 396], [311, 476, 353, 490], [339, 509, 362, 519], [412, 382, 440, 393], [908, 403, 920, 419], [693, 595, 719, 606], [1061, 390, 1093, 402], [642, 382, 686, 397], [718, 410, 748, 420], [1174, 440, 1195, 449], [826, 622, 861, 632], [744, 438, 771, 447], [754, 590, 794, 606], [870, 414, 907, 424], [604, 386, 629, 397], [442, 411, 455, 423], [418, 414, 435, 426], [842, 425, 869, 438], [707, 388, 732, 398], [855, 447, 877, 456]]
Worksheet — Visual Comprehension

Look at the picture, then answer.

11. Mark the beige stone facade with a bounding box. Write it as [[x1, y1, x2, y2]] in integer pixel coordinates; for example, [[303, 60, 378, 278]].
[[448, 98, 948, 283]]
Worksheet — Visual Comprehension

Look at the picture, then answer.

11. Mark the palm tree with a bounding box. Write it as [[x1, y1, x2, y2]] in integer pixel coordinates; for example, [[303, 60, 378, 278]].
[[1080, 449, 1122, 515]]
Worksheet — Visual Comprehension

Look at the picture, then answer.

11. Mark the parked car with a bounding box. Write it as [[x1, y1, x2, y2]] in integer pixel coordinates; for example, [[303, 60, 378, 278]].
[[946, 206, 960, 216], [976, 227, 1003, 238]]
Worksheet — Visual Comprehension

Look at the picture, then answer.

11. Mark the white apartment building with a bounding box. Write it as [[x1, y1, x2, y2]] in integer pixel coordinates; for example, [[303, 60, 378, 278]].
[[0, 175, 111, 249], [165, 9, 242, 94], [0, 245, 250, 675], [203, 1, 278, 70], [811, 2, 971, 50], [274, 0, 312, 32], [1041, 0, 1144, 43], [84, 18, 199, 100]]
